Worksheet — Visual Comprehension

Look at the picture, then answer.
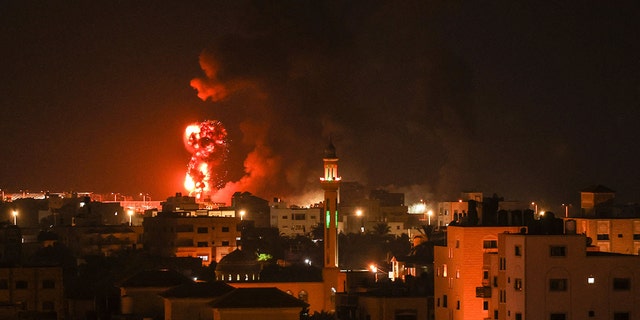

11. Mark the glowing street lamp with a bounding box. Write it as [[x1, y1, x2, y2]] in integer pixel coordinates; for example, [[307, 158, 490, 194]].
[[356, 209, 364, 233], [531, 202, 538, 215], [427, 210, 433, 225], [127, 209, 134, 226], [239, 210, 246, 221], [12, 210, 18, 225]]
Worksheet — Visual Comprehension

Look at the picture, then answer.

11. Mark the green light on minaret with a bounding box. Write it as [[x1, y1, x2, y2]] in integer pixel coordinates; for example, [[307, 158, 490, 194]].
[[326, 210, 330, 228]]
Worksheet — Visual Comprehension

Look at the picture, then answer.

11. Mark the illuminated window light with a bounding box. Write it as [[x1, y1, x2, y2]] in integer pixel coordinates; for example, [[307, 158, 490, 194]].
[[588, 277, 595, 284]]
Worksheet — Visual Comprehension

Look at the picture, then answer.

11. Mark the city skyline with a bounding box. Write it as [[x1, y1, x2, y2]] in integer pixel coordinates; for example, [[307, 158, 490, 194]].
[[1, 1, 639, 209]]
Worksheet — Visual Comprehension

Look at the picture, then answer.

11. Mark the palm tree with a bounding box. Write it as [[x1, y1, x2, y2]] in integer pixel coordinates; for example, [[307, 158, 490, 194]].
[[372, 222, 391, 236]]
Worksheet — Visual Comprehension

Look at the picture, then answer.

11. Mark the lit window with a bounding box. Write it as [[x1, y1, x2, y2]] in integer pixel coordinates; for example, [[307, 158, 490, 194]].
[[514, 278, 523, 291], [587, 277, 595, 284]]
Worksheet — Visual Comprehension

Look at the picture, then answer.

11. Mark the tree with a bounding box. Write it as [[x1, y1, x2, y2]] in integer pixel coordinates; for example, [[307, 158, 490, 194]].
[[372, 222, 391, 236]]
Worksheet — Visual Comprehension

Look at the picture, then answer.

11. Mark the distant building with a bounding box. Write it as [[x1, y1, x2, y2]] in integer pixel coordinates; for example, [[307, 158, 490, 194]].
[[435, 200, 469, 228], [570, 217, 640, 255], [270, 201, 322, 237], [209, 287, 309, 320], [0, 266, 64, 320], [142, 213, 240, 265], [580, 184, 616, 217], [232, 192, 270, 228], [119, 269, 193, 319], [159, 281, 235, 320], [0, 222, 21, 265], [52, 225, 142, 257]]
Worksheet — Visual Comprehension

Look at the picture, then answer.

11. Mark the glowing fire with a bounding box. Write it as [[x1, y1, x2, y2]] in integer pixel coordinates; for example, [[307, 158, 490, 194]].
[[183, 120, 229, 200]]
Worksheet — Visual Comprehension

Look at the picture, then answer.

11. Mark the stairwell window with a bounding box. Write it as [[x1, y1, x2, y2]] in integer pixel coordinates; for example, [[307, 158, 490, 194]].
[[549, 278, 568, 291], [550, 246, 566, 257]]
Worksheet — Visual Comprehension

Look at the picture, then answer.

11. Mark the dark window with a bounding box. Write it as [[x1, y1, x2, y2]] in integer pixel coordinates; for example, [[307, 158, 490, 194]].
[[197, 241, 208, 247], [588, 311, 595, 317], [483, 270, 489, 279], [222, 241, 230, 246], [550, 246, 566, 257], [515, 245, 522, 256], [483, 301, 489, 310], [614, 312, 630, 320], [42, 280, 55, 289], [483, 240, 498, 249], [456, 300, 460, 310], [293, 213, 305, 220], [15, 280, 27, 289], [618, 234, 623, 238], [549, 278, 568, 291], [613, 278, 631, 291], [443, 295, 447, 308], [222, 227, 229, 232], [42, 301, 54, 311], [633, 234, 640, 240], [436, 298, 440, 307], [550, 313, 566, 320], [0, 279, 8, 289], [493, 276, 498, 287], [494, 310, 498, 319], [597, 234, 610, 240], [515, 313, 522, 320], [197, 227, 208, 233]]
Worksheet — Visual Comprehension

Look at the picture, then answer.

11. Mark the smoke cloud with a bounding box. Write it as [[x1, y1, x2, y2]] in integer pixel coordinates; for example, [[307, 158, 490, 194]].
[[189, 1, 477, 205]]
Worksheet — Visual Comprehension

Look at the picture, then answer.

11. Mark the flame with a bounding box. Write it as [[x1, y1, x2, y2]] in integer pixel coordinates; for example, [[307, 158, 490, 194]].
[[183, 120, 229, 200]]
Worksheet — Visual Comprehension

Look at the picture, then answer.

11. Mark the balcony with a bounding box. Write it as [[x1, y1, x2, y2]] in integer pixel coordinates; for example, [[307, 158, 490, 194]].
[[476, 286, 491, 298]]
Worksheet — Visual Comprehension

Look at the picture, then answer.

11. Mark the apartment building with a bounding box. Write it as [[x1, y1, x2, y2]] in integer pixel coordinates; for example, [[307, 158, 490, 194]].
[[434, 225, 523, 320], [270, 203, 322, 237], [0, 266, 64, 320], [570, 217, 640, 255], [488, 231, 640, 320], [143, 213, 240, 265]]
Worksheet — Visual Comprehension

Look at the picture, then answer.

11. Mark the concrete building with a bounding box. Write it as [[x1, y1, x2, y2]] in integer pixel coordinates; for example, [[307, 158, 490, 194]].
[[269, 201, 322, 237], [434, 225, 523, 320], [159, 281, 235, 320], [580, 185, 616, 217], [488, 231, 640, 320], [0, 266, 64, 320], [570, 217, 640, 255], [143, 213, 240, 265]]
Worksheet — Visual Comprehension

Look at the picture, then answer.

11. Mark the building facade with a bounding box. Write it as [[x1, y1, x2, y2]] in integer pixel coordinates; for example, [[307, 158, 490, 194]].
[[143, 213, 240, 265], [490, 232, 640, 320], [434, 225, 523, 320], [0, 266, 64, 320]]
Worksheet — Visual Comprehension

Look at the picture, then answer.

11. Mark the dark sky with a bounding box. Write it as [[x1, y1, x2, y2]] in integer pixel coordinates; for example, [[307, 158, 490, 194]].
[[1, 1, 639, 211]]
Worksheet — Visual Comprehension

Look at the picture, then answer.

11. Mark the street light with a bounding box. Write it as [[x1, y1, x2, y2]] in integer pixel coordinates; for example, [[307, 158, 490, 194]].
[[356, 209, 364, 233], [12, 210, 17, 225], [127, 209, 134, 226], [531, 202, 538, 215], [239, 210, 246, 221], [427, 210, 433, 225]]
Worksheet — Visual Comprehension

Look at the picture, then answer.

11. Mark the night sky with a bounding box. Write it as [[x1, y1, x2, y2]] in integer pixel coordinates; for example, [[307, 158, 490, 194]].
[[1, 1, 639, 211]]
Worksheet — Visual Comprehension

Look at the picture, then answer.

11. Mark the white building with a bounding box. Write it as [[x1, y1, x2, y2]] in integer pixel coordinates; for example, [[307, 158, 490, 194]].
[[270, 202, 322, 237]]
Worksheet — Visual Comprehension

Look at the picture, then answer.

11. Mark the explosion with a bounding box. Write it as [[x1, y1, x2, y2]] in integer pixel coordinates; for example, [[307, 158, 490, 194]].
[[183, 120, 229, 200]]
